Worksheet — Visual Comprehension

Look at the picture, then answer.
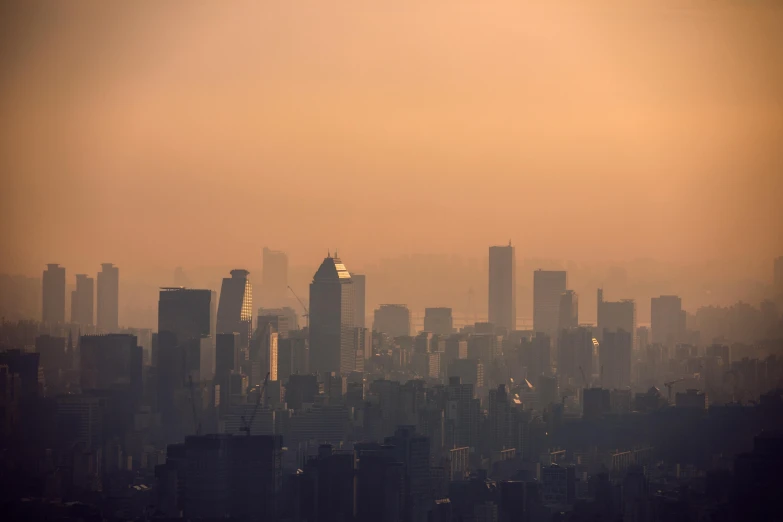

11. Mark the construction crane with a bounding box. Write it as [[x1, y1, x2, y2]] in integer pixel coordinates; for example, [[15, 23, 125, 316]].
[[287, 285, 309, 328], [664, 378, 685, 404], [240, 372, 270, 436], [188, 375, 202, 436]]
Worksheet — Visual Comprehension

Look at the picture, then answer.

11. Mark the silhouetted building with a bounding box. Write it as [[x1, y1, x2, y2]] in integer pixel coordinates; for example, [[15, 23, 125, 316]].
[[651, 295, 685, 347], [174, 434, 283, 521], [80, 334, 142, 398], [597, 289, 636, 347], [583, 387, 610, 420], [257, 314, 289, 340], [309, 255, 355, 375], [217, 269, 253, 348], [355, 443, 405, 522], [424, 307, 453, 336], [558, 290, 578, 332], [71, 274, 94, 327], [599, 329, 632, 389], [557, 326, 593, 387], [158, 288, 214, 345], [35, 334, 69, 393], [97, 263, 119, 332], [262, 247, 288, 307], [257, 306, 298, 334], [278, 331, 309, 381], [489, 244, 516, 331], [286, 374, 319, 410], [675, 388, 708, 409], [353, 273, 366, 328], [534, 270, 567, 338], [215, 332, 240, 377], [385, 426, 432, 522], [42, 263, 66, 325], [374, 304, 411, 337]]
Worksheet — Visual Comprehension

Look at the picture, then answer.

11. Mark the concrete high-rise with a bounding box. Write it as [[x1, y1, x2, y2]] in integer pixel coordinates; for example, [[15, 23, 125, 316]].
[[217, 269, 253, 348], [261, 247, 288, 307], [158, 288, 214, 344], [97, 263, 119, 332], [309, 255, 355, 375], [71, 274, 94, 327], [597, 289, 636, 347], [599, 329, 632, 389], [42, 264, 66, 325], [558, 290, 578, 332], [352, 273, 366, 328], [533, 270, 567, 337], [373, 304, 411, 337], [424, 307, 453, 336], [488, 244, 516, 331], [651, 295, 684, 346]]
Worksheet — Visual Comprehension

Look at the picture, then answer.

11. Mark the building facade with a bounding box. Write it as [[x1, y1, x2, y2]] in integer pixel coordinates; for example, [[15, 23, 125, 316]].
[[309, 256, 355, 375], [97, 263, 119, 332], [488, 244, 516, 331]]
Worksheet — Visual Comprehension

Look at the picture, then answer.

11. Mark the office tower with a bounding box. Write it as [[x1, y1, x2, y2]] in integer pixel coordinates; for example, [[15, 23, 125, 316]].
[[488, 384, 511, 452], [533, 270, 567, 337], [448, 359, 484, 390], [70, 274, 94, 327], [278, 331, 309, 381], [373, 304, 411, 337], [599, 329, 632, 389], [597, 289, 636, 346], [353, 326, 372, 367], [35, 335, 69, 394], [79, 334, 143, 398], [158, 288, 213, 344], [353, 273, 366, 328], [355, 444, 405, 522], [309, 255, 355, 375], [97, 263, 119, 332], [520, 333, 551, 381], [261, 247, 288, 307], [216, 269, 253, 348], [488, 244, 516, 331], [55, 393, 109, 451], [257, 314, 289, 341], [257, 306, 298, 334], [253, 323, 278, 382], [558, 290, 578, 332], [557, 326, 594, 387], [42, 264, 66, 325], [636, 326, 650, 353], [385, 426, 432, 522], [541, 465, 576, 505], [445, 335, 468, 364], [0, 350, 40, 401], [215, 332, 240, 376], [424, 307, 453, 336], [651, 295, 685, 347], [174, 434, 283, 521]]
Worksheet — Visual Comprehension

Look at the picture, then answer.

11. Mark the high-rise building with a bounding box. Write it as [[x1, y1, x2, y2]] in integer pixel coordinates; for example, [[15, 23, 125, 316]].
[[216, 269, 253, 348], [42, 264, 66, 325], [599, 329, 632, 389], [71, 274, 94, 327], [557, 326, 594, 387], [597, 289, 636, 347], [309, 255, 355, 375], [373, 304, 411, 337], [353, 273, 366, 328], [257, 307, 298, 334], [261, 247, 288, 307], [558, 290, 578, 332], [651, 295, 685, 347], [424, 307, 454, 336], [97, 263, 119, 332], [79, 334, 143, 398], [158, 288, 214, 345], [533, 270, 567, 338], [488, 244, 516, 331]]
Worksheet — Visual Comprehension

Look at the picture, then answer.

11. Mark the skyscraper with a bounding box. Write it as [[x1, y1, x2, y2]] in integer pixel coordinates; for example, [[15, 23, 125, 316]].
[[309, 255, 355, 375], [488, 244, 516, 331], [42, 264, 66, 325], [373, 304, 411, 337], [424, 307, 454, 336], [533, 270, 567, 337], [216, 269, 253, 348], [352, 273, 366, 328], [158, 288, 214, 344], [597, 289, 636, 347], [651, 295, 684, 346], [71, 274, 94, 327], [599, 329, 632, 389], [558, 290, 578, 332], [261, 247, 288, 307], [97, 263, 119, 332]]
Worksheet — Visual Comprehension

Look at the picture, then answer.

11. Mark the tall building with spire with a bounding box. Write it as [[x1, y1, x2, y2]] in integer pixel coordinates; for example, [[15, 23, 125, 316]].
[[97, 263, 119, 332], [309, 254, 355, 375], [488, 243, 516, 331], [217, 269, 253, 349]]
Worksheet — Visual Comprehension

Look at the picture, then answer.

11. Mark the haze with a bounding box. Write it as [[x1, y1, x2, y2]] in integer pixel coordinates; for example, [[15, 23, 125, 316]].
[[1, 0, 782, 325]]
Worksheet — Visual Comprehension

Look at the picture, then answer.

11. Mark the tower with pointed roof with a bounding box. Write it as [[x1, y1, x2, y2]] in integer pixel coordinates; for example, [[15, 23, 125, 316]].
[[309, 255, 355, 375]]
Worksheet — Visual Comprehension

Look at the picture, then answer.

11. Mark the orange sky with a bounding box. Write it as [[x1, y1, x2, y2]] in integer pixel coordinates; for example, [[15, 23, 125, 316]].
[[1, 0, 782, 278]]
